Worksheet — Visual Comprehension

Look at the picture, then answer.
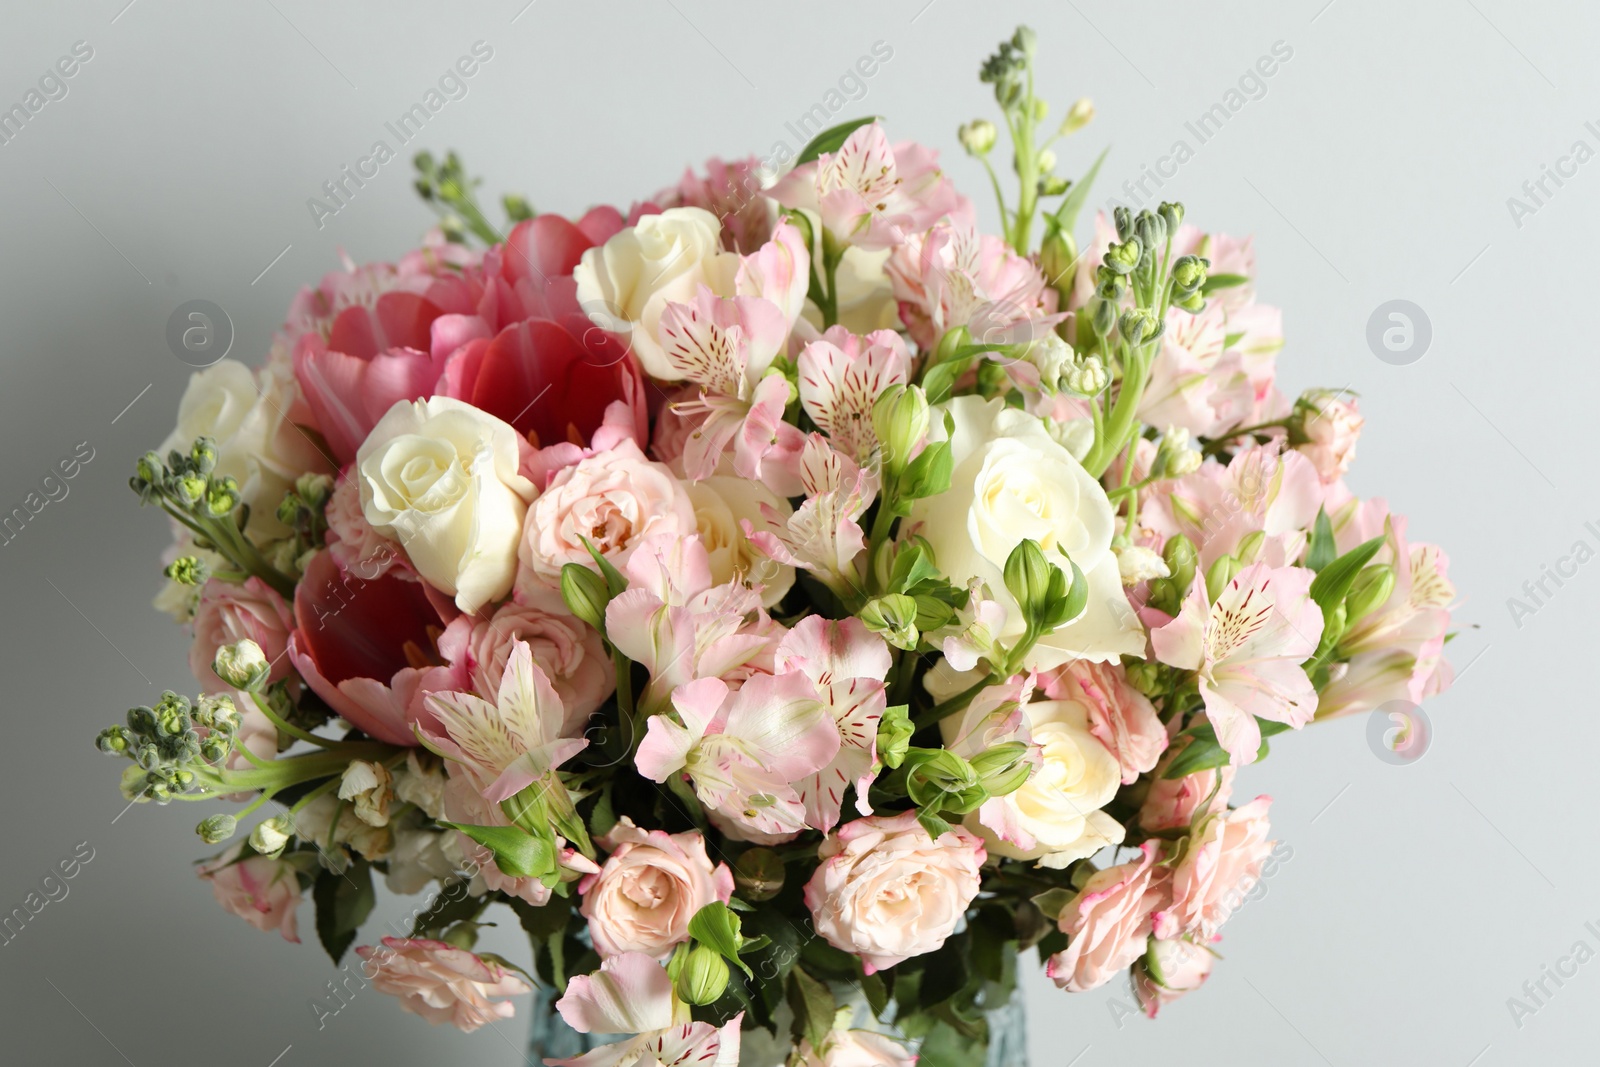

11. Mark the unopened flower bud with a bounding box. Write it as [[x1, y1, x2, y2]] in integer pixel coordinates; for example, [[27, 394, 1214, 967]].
[[1025, 335, 1074, 394], [958, 119, 997, 157], [904, 749, 986, 814], [1092, 298, 1117, 338], [1067, 355, 1107, 396], [214, 640, 270, 691], [1116, 545, 1170, 586], [1205, 555, 1241, 603], [135, 452, 165, 487], [1119, 309, 1161, 346], [733, 848, 784, 902], [1037, 148, 1057, 174], [1158, 201, 1185, 233], [1012, 25, 1038, 57], [164, 555, 208, 586], [1235, 530, 1266, 565], [249, 815, 293, 858], [1114, 206, 1135, 242], [676, 945, 730, 1006], [190, 437, 219, 475], [875, 703, 914, 770], [1345, 564, 1396, 624], [1155, 427, 1200, 479], [96, 725, 135, 755], [1059, 97, 1095, 136], [1124, 660, 1163, 696], [560, 563, 610, 633], [175, 474, 207, 507], [1103, 239, 1142, 276], [203, 477, 241, 518], [1162, 535, 1198, 594], [1170, 254, 1209, 295], [1136, 211, 1166, 256], [197, 813, 237, 844], [969, 741, 1034, 797], [872, 384, 931, 475], [860, 594, 920, 651]]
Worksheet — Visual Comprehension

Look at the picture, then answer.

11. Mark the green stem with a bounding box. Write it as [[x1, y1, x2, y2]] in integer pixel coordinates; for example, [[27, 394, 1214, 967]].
[[1010, 69, 1040, 254], [913, 673, 999, 732], [1201, 418, 1289, 457], [251, 691, 337, 750]]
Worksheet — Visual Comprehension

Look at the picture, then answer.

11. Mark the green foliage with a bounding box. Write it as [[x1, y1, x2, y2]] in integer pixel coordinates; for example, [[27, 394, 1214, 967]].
[[312, 860, 374, 966]]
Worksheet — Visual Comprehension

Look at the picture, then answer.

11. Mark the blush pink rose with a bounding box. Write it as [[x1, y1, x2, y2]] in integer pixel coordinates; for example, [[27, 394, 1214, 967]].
[[1138, 737, 1237, 833], [1134, 936, 1218, 1017], [189, 577, 294, 693], [1168, 796, 1274, 939], [804, 811, 984, 975], [1293, 391, 1364, 484], [1042, 660, 1166, 784], [324, 472, 406, 580], [579, 817, 734, 959], [1047, 841, 1171, 993], [198, 849, 303, 942], [355, 937, 532, 1032], [437, 601, 612, 734], [515, 440, 695, 598]]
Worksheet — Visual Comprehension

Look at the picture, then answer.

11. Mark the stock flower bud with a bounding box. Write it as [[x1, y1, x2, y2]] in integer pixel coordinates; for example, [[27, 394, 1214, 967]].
[[1059, 97, 1095, 136], [1136, 211, 1166, 256], [1012, 24, 1038, 57], [1066, 356, 1107, 396], [1158, 201, 1185, 232], [1119, 309, 1161, 346], [203, 477, 241, 518], [733, 848, 784, 902], [197, 813, 237, 844], [1103, 239, 1142, 276], [1025, 335, 1074, 394], [96, 725, 134, 755], [872, 384, 931, 476], [1170, 254, 1209, 294], [1092, 298, 1117, 338], [190, 437, 219, 475], [249, 815, 293, 858], [213, 639, 270, 692], [1155, 427, 1201, 478], [176, 474, 207, 507], [1116, 544, 1170, 586], [1114, 206, 1135, 242], [676, 944, 730, 1006], [958, 119, 997, 156]]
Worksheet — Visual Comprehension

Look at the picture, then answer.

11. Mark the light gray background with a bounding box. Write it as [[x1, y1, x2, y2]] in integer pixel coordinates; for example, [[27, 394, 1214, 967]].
[[0, 1, 1591, 1064]]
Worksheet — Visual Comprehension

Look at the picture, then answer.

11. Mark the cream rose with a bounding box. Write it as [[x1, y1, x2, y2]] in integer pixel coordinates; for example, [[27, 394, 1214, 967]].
[[804, 811, 984, 975], [686, 476, 794, 606], [580, 817, 734, 960], [950, 698, 1125, 868], [574, 206, 740, 380], [438, 601, 613, 733], [161, 359, 332, 540], [355, 396, 534, 613], [516, 440, 695, 592], [907, 395, 1143, 668]]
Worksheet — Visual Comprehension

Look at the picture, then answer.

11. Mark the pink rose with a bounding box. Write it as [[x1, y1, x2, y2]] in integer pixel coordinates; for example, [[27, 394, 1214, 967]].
[[804, 811, 984, 974], [188, 578, 293, 693], [198, 848, 303, 942], [1134, 936, 1218, 1017], [1169, 796, 1274, 939], [579, 817, 734, 959], [324, 472, 405, 580], [515, 440, 695, 597], [437, 601, 612, 734], [355, 937, 532, 1032], [1138, 738, 1236, 833], [1293, 391, 1364, 483], [1047, 842, 1171, 992], [1042, 660, 1166, 784]]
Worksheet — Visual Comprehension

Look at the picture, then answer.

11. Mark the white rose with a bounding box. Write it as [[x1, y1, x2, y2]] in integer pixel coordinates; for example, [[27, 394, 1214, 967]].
[[573, 206, 740, 381], [356, 396, 535, 613], [907, 395, 1143, 668], [801, 243, 900, 336], [685, 476, 794, 607], [160, 359, 332, 539], [951, 699, 1125, 868]]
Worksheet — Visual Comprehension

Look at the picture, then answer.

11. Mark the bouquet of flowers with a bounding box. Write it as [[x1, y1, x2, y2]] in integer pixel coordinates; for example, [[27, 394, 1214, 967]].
[[95, 25, 1455, 1067]]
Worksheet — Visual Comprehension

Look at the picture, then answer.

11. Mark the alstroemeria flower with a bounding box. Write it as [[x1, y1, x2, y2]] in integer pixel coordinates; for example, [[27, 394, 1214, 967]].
[[418, 641, 587, 802], [1144, 445, 1322, 570], [774, 616, 892, 831], [1151, 564, 1324, 763], [635, 672, 838, 841], [744, 434, 879, 598], [767, 122, 967, 250], [796, 327, 911, 464], [552, 952, 742, 1067], [886, 222, 1061, 352]]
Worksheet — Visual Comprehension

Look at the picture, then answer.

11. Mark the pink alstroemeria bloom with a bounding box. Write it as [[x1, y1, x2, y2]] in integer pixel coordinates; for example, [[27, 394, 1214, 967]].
[[418, 641, 588, 803], [553, 952, 742, 1067], [635, 672, 838, 841], [1152, 563, 1324, 764], [1144, 445, 1322, 570], [657, 287, 803, 490], [774, 616, 893, 831], [767, 122, 968, 250], [604, 534, 779, 717], [886, 222, 1062, 352], [796, 327, 911, 465], [655, 155, 774, 254], [744, 434, 880, 598]]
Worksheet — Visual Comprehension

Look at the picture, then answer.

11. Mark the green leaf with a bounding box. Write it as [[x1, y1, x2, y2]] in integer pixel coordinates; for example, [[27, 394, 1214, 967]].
[[897, 440, 952, 504], [1200, 272, 1250, 295], [312, 860, 374, 966], [795, 116, 879, 165], [589, 781, 618, 839], [921, 354, 973, 405], [687, 902, 752, 977], [1161, 735, 1228, 779], [578, 535, 628, 598], [1049, 145, 1109, 238], [1308, 534, 1386, 615], [861, 971, 890, 1017], [408, 878, 485, 938], [916, 809, 954, 839], [443, 822, 553, 879], [1305, 508, 1336, 571], [1030, 887, 1078, 922], [787, 966, 836, 1051]]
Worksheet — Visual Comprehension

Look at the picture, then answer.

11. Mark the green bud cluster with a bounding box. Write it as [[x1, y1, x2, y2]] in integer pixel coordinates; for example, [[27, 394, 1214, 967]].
[[131, 438, 237, 517], [97, 691, 240, 803]]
